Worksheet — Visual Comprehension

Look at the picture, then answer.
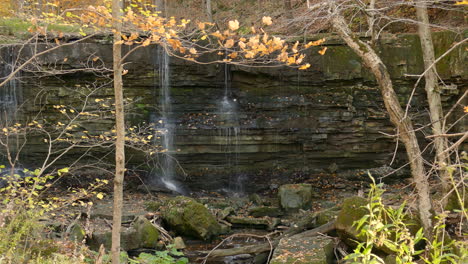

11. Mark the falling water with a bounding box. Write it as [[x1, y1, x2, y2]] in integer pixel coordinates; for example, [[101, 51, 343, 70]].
[[219, 64, 244, 195], [0, 47, 21, 125], [151, 46, 182, 193]]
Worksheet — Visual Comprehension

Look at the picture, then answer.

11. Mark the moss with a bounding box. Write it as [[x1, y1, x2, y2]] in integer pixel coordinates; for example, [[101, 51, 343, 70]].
[[335, 196, 368, 241], [144, 201, 162, 211], [163, 196, 222, 240], [133, 216, 159, 248]]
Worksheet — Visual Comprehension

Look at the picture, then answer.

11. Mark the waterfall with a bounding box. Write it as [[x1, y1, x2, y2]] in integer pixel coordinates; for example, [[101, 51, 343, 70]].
[[219, 64, 244, 195], [0, 46, 21, 125], [151, 46, 183, 194]]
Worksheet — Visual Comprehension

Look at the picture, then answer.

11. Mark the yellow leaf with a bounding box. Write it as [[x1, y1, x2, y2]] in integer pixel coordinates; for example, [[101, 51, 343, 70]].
[[305, 38, 326, 48], [318, 47, 328, 55], [189, 48, 197, 54], [299, 63, 311, 70], [142, 38, 151, 47], [229, 52, 238, 59], [224, 39, 235, 49], [262, 16, 273, 26], [292, 41, 299, 53], [96, 193, 104, 199], [228, 20, 240, 31], [455, 0, 468, 5], [198, 22, 206, 30]]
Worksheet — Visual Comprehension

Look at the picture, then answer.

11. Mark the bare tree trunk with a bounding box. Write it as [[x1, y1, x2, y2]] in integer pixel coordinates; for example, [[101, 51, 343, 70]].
[[206, 0, 213, 22], [415, 1, 450, 206], [111, 0, 125, 263], [284, 0, 293, 18], [330, 10, 433, 238], [366, 0, 376, 44]]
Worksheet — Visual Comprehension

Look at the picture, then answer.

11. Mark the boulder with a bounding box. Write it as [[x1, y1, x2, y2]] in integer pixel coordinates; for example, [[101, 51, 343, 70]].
[[270, 235, 335, 264], [335, 196, 422, 254], [278, 184, 314, 211], [162, 196, 222, 240], [173, 237, 186, 250], [67, 223, 86, 242], [226, 216, 280, 230], [87, 216, 159, 251], [316, 206, 341, 226], [335, 196, 368, 243], [248, 206, 283, 218]]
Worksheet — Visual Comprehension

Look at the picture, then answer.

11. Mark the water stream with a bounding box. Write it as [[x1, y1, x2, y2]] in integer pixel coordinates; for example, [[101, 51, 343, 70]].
[[0, 46, 21, 125], [219, 64, 244, 195], [151, 46, 183, 194]]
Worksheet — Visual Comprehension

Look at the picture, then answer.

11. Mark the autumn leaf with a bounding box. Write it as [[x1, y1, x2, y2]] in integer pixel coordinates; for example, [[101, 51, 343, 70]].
[[318, 47, 328, 55], [262, 16, 273, 26], [228, 20, 240, 31], [142, 38, 151, 47], [224, 39, 235, 49], [464, 106, 468, 113], [455, 0, 468, 5], [305, 38, 326, 48], [189, 48, 197, 55], [197, 22, 206, 30], [229, 52, 238, 59], [299, 64, 311, 70]]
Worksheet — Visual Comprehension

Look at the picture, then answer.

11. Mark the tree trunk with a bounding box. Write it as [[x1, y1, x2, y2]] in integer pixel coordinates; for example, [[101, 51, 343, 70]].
[[206, 0, 213, 22], [330, 11, 433, 238], [366, 0, 376, 44], [284, 0, 293, 18], [111, 0, 125, 263], [415, 1, 450, 206]]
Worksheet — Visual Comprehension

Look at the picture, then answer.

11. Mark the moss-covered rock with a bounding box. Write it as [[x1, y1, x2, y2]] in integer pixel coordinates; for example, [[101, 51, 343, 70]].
[[87, 216, 159, 251], [316, 206, 341, 226], [144, 201, 162, 212], [336, 196, 423, 255], [279, 184, 314, 211], [162, 196, 222, 241], [248, 206, 283, 218], [270, 235, 335, 264], [335, 196, 369, 243], [68, 223, 86, 242], [226, 215, 280, 230]]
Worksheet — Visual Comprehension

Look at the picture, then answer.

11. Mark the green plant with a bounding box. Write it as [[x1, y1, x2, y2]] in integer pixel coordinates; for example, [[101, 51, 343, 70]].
[[130, 245, 188, 264], [0, 166, 108, 263], [344, 174, 463, 264]]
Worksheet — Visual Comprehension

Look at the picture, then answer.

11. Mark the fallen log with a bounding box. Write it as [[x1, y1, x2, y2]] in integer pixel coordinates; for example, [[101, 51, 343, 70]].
[[200, 220, 336, 259]]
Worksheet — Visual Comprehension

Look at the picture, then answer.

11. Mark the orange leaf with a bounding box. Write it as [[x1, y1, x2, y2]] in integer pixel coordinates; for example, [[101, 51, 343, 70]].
[[318, 47, 327, 55]]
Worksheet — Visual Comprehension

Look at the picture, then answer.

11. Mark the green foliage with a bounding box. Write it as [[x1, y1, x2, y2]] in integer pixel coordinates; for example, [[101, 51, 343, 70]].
[[84, 245, 188, 264], [130, 246, 188, 264], [0, 18, 81, 37], [0, 166, 108, 263], [344, 174, 463, 264]]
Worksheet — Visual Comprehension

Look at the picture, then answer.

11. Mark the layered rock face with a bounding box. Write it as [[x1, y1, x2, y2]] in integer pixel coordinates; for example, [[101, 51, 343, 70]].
[[0, 32, 466, 192]]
